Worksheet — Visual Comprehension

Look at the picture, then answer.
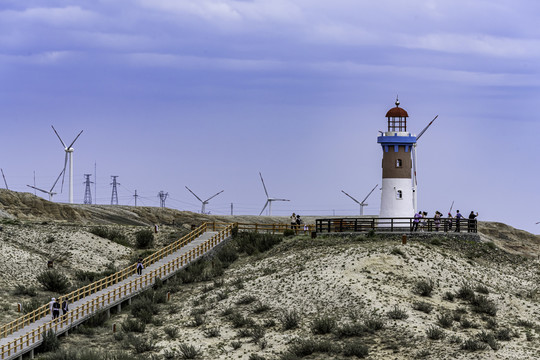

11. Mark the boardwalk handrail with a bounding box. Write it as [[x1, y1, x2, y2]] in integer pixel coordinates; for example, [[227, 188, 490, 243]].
[[208, 222, 315, 234], [315, 217, 477, 233], [0, 224, 234, 360], [0, 223, 208, 340]]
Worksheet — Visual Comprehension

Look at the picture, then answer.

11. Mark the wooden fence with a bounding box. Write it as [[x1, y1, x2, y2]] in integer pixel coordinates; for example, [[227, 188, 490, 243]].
[[316, 217, 477, 233]]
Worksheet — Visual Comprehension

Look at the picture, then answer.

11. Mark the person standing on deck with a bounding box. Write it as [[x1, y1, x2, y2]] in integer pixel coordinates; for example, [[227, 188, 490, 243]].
[[290, 213, 297, 229], [434, 211, 441, 232], [455, 210, 464, 232], [447, 213, 453, 231], [468, 211, 479, 232], [412, 211, 421, 231]]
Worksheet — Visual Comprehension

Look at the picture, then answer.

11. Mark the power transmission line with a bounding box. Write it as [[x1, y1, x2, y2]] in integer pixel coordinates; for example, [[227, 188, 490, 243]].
[[83, 174, 93, 204], [110, 176, 120, 205], [158, 191, 168, 208]]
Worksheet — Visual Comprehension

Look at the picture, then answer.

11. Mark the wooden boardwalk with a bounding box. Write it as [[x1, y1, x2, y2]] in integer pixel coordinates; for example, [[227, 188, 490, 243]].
[[0, 224, 233, 360]]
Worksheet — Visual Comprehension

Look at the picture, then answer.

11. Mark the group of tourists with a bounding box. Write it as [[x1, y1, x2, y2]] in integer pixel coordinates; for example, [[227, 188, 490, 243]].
[[49, 297, 69, 320], [290, 213, 303, 228], [413, 210, 478, 232]]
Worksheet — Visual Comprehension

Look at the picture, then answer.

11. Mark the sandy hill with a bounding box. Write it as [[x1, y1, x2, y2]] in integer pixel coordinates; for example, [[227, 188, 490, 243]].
[[1, 189, 540, 359]]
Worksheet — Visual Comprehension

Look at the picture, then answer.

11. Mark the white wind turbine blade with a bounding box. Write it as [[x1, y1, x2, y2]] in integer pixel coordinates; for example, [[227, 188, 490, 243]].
[[360, 184, 379, 205], [67, 130, 84, 149], [416, 115, 438, 141], [50, 168, 66, 193], [204, 190, 224, 203], [272, 198, 290, 202], [259, 200, 269, 216], [27, 184, 49, 194], [60, 152, 68, 193], [412, 145, 418, 187], [51, 125, 67, 148], [259, 172, 269, 198], [1, 168, 8, 189], [341, 190, 361, 205], [185, 186, 203, 203], [413, 115, 438, 187]]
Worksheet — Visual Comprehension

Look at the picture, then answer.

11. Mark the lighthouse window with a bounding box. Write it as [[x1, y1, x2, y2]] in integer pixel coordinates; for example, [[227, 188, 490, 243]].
[[396, 159, 402, 168], [396, 190, 403, 199]]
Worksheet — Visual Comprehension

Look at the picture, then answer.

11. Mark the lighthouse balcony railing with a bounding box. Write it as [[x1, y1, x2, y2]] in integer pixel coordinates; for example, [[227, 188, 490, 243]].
[[315, 217, 477, 233]]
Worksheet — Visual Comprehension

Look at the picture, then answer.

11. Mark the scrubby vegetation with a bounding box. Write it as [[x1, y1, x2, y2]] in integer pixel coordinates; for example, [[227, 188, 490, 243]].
[[89, 227, 130, 247], [8, 221, 537, 360], [135, 229, 155, 249], [37, 269, 71, 293]]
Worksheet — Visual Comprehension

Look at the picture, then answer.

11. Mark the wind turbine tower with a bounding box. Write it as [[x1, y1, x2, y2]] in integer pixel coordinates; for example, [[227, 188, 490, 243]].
[[51, 126, 83, 204], [258, 172, 290, 216], [185, 186, 224, 214], [377, 98, 437, 217]]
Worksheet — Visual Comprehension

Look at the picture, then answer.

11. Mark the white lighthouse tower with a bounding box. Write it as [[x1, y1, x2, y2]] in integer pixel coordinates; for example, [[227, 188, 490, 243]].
[[378, 99, 416, 218]]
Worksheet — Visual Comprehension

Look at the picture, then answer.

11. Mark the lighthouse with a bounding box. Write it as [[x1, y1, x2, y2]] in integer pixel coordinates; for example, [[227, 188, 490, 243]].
[[377, 99, 416, 218]]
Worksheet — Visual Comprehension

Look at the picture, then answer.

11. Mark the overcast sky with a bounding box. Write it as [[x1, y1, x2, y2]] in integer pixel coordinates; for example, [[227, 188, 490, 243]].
[[1, 1, 539, 234]]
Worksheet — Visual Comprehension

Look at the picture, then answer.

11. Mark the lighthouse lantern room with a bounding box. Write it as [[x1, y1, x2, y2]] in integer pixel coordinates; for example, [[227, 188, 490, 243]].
[[377, 99, 416, 218]]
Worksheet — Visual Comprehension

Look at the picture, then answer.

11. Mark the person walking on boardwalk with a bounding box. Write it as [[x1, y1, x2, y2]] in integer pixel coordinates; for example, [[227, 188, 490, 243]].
[[455, 210, 464, 232], [447, 212, 453, 231], [468, 211, 479, 232], [62, 298, 69, 316], [290, 213, 297, 229], [52, 298, 61, 320], [136, 256, 144, 276], [49, 297, 56, 320]]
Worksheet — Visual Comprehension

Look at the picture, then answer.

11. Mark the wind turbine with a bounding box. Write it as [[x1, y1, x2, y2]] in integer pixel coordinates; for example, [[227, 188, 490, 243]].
[[341, 184, 379, 216], [1, 169, 8, 189], [26, 169, 65, 202], [412, 115, 438, 213], [259, 172, 290, 216], [51, 126, 83, 204], [185, 186, 224, 214]]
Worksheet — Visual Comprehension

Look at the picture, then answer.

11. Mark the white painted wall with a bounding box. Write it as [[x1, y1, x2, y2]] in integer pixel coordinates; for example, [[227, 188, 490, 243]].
[[379, 178, 414, 218]]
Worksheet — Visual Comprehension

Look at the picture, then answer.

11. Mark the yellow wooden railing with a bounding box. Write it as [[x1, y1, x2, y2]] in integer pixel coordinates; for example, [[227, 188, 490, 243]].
[[232, 222, 315, 234], [0, 224, 234, 359], [0, 223, 208, 340]]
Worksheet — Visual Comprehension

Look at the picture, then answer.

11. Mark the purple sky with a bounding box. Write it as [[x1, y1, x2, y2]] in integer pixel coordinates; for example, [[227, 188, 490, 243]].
[[1, 1, 539, 234]]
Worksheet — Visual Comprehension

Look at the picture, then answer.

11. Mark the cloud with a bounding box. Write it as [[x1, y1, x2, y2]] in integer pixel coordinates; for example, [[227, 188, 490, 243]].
[[400, 32, 540, 59], [136, 0, 303, 23], [0, 51, 78, 65], [123, 52, 284, 71], [0, 6, 98, 27]]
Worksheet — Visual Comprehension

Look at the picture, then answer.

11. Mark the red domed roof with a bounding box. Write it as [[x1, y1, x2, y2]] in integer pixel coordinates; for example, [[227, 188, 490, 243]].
[[386, 106, 408, 118]]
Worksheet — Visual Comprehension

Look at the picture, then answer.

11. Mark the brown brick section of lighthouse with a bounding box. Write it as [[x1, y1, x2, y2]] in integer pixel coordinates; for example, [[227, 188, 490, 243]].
[[382, 145, 412, 179]]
